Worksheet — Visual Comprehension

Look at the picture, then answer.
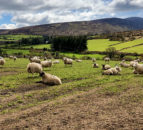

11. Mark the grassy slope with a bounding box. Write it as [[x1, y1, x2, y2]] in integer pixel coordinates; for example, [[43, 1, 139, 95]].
[[0, 58, 143, 114], [113, 38, 143, 51], [88, 39, 119, 51], [0, 35, 42, 41]]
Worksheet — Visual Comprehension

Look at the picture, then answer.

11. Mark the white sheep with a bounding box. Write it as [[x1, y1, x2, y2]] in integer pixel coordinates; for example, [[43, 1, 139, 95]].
[[133, 63, 143, 74], [29, 57, 41, 63], [41, 60, 52, 68], [92, 58, 96, 62], [120, 61, 130, 68], [53, 60, 60, 64], [63, 58, 73, 66], [102, 64, 111, 70], [0, 58, 5, 66], [76, 59, 82, 62], [27, 63, 43, 75], [40, 72, 62, 85], [102, 66, 121, 75], [130, 61, 138, 67], [104, 57, 110, 63], [93, 63, 99, 68]]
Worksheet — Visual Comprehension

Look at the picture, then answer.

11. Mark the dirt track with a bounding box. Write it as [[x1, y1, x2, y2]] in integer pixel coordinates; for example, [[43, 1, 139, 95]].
[[0, 86, 143, 130]]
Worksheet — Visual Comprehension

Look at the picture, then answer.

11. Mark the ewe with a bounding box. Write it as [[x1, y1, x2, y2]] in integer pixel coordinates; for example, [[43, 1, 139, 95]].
[[104, 57, 110, 63], [40, 72, 62, 85], [102, 64, 111, 70], [102, 66, 121, 75], [27, 63, 42, 76]]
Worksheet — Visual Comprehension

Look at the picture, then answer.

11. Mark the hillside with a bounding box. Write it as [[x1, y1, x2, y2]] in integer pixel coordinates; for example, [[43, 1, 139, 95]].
[[1, 17, 143, 36]]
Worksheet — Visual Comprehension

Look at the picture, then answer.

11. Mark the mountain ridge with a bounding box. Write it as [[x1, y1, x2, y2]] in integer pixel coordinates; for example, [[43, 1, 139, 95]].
[[0, 17, 143, 36]]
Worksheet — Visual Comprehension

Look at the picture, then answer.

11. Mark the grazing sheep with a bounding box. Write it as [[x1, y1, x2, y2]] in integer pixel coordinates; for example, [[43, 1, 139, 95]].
[[120, 61, 130, 68], [92, 58, 96, 62], [29, 57, 41, 63], [0, 58, 5, 66], [27, 63, 43, 75], [133, 63, 143, 74], [41, 60, 52, 68], [63, 58, 73, 66], [13, 56, 17, 62], [104, 57, 110, 63], [93, 63, 99, 68], [44, 57, 47, 60], [130, 61, 138, 67], [102, 66, 121, 75], [76, 59, 82, 62], [102, 64, 111, 70], [40, 72, 62, 85], [53, 60, 60, 64], [9, 56, 14, 59]]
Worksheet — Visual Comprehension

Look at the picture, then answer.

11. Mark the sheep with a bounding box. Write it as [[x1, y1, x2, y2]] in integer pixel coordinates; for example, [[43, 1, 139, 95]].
[[13, 56, 17, 62], [104, 57, 110, 63], [120, 61, 130, 68], [0, 58, 5, 66], [53, 60, 60, 64], [130, 61, 138, 67], [93, 63, 99, 68], [102, 66, 121, 75], [102, 64, 111, 70], [41, 60, 52, 68], [63, 58, 73, 66], [92, 58, 96, 62], [40, 72, 62, 85], [76, 59, 82, 62], [29, 57, 41, 63], [9, 56, 14, 59], [27, 63, 43, 75], [133, 63, 143, 74]]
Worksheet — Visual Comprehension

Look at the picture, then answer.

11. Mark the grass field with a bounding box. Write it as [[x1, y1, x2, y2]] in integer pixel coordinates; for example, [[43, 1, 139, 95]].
[[0, 58, 143, 129], [112, 38, 143, 52], [87, 39, 119, 51], [0, 35, 42, 41]]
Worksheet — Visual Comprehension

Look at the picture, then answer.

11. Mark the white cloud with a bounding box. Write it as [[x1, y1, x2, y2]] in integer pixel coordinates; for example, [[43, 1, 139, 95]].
[[0, 24, 17, 29], [0, 0, 143, 29]]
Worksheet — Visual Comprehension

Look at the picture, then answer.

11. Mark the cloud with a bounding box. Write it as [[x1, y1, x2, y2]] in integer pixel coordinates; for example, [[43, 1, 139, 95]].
[[0, 24, 17, 29], [0, 0, 143, 29]]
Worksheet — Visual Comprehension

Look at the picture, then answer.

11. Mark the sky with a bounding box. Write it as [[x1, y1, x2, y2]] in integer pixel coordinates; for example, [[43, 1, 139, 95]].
[[0, 0, 143, 29]]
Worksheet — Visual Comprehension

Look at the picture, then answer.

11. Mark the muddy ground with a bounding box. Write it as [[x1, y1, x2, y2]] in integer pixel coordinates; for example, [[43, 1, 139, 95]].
[[0, 85, 143, 130]]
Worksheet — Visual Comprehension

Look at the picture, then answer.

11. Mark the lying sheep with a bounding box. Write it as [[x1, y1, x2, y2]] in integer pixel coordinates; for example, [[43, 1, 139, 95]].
[[102, 66, 121, 75], [63, 58, 73, 66], [120, 61, 130, 68], [133, 63, 143, 74], [93, 63, 99, 68], [92, 58, 96, 62], [104, 57, 110, 63], [0, 58, 5, 66], [41, 60, 52, 68], [102, 64, 111, 70], [53, 60, 60, 64], [29, 57, 41, 63], [40, 72, 62, 85], [27, 63, 43, 75]]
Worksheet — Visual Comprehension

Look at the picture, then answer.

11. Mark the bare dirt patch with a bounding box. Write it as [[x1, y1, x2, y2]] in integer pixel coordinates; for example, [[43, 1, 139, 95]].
[[0, 86, 143, 130], [0, 71, 18, 76]]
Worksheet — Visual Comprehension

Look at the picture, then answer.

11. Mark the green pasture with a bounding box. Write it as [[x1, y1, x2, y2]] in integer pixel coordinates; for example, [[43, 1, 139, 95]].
[[87, 39, 119, 51], [0, 58, 143, 114]]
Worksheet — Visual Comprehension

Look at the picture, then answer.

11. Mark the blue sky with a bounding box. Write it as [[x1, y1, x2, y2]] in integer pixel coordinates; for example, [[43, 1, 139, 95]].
[[0, 0, 143, 29]]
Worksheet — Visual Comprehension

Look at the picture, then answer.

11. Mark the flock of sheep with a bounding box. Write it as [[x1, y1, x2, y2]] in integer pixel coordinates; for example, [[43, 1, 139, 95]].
[[0, 55, 143, 86]]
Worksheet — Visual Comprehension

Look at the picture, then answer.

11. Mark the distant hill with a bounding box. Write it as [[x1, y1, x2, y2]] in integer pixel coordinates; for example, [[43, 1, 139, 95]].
[[1, 17, 143, 36]]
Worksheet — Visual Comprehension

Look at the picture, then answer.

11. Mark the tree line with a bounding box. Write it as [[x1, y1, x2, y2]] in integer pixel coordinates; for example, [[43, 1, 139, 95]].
[[51, 36, 87, 52]]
